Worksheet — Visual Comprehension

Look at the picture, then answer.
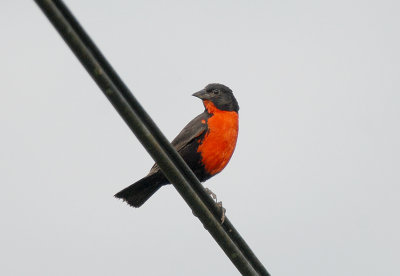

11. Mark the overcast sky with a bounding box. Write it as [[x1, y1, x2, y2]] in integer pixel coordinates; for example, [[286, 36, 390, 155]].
[[1, 1, 399, 275]]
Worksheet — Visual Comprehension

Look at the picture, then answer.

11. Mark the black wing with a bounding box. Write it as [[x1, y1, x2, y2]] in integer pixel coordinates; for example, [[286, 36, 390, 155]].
[[171, 112, 209, 151], [148, 112, 209, 175]]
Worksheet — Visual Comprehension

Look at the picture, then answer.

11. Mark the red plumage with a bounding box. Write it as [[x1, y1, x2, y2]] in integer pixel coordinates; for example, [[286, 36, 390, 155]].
[[115, 83, 239, 207]]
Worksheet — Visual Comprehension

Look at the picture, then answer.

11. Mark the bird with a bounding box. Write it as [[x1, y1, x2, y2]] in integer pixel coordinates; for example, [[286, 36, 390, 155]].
[[115, 83, 239, 209]]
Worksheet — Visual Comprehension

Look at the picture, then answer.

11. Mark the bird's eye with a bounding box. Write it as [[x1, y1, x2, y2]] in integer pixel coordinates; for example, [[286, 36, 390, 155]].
[[213, 89, 220, 95]]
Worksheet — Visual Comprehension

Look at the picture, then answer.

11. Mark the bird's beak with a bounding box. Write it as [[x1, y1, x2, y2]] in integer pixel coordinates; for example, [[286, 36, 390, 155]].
[[192, 89, 209, 100]]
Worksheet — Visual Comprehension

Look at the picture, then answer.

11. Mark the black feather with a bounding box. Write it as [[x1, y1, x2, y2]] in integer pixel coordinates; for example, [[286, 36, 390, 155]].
[[114, 173, 167, 207]]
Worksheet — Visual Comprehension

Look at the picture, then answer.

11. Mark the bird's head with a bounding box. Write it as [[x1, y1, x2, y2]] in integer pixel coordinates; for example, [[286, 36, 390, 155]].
[[192, 83, 239, 112]]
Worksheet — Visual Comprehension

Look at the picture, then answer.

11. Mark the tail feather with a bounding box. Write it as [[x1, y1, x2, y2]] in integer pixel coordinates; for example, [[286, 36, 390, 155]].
[[115, 173, 165, 207]]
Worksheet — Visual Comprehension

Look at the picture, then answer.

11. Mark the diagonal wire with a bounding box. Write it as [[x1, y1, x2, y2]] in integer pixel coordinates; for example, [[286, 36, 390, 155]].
[[34, 1, 270, 275]]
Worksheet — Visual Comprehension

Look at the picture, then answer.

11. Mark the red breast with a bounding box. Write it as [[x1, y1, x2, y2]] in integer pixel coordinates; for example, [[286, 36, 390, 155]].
[[197, 100, 239, 175]]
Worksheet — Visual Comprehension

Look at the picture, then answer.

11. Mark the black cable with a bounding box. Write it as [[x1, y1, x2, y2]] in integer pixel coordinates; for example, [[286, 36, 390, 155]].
[[34, 1, 270, 275]]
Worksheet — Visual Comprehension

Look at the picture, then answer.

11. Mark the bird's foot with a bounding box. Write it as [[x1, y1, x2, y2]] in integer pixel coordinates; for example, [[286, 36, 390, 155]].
[[205, 187, 218, 203], [216, 201, 226, 224], [204, 188, 226, 224]]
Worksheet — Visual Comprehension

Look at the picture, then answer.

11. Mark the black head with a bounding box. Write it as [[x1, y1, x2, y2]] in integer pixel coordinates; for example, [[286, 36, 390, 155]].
[[192, 83, 239, 112]]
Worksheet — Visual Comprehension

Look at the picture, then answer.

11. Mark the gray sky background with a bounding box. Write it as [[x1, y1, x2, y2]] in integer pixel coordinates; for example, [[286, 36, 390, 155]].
[[1, 1, 399, 275]]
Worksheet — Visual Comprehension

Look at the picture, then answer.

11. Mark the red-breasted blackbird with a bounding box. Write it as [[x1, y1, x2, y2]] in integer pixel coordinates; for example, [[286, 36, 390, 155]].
[[115, 83, 239, 207]]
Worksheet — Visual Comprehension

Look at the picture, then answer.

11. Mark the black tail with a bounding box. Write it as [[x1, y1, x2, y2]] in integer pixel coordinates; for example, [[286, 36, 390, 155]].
[[115, 173, 166, 208]]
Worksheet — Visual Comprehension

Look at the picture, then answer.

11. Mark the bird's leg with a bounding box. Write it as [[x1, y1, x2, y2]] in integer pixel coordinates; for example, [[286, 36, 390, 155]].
[[216, 201, 226, 224], [205, 187, 226, 224], [205, 187, 218, 202]]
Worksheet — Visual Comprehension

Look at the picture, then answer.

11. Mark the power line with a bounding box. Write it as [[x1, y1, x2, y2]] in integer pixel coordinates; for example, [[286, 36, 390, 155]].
[[34, 1, 270, 275]]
